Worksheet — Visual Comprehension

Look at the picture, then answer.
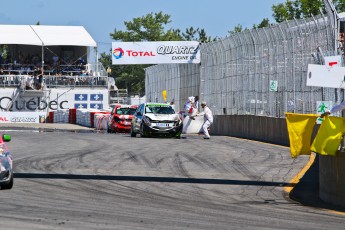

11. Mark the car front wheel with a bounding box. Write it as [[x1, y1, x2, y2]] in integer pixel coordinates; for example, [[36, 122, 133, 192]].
[[107, 124, 112, 133], [140, 124, 146, 137], [130, 126, 136, 137], [1, 174, 13, 190]]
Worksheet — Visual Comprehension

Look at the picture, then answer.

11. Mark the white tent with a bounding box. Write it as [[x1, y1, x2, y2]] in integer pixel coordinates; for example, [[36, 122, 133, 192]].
[[0, 25, 42, 46], [0, 25, 96, 47], [0, 25, 98, 67]]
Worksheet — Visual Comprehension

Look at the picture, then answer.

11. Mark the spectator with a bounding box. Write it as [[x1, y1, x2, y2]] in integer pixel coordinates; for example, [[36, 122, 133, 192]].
[[52, 55, 59, 66], [170, 100, 175, 112], [25, 76, 34, 90], [197, 101, 214, 139], [321, 101, 345, 117]]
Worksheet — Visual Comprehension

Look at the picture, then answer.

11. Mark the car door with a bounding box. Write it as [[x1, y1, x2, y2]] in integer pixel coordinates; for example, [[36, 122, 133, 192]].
[[133, 104, 144, 131]]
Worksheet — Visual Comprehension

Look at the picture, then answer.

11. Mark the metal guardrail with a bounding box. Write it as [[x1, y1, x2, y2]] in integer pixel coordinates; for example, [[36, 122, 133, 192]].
[[0, 75, 108, 88]]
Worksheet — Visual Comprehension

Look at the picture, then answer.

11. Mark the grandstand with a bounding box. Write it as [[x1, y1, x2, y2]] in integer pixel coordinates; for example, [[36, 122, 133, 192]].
[[0, 25, 110, 112]]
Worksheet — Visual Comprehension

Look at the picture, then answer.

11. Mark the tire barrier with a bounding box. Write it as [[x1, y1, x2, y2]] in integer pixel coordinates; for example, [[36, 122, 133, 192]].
[[53, 109, 69, 123], [48, 108, 111, 130]]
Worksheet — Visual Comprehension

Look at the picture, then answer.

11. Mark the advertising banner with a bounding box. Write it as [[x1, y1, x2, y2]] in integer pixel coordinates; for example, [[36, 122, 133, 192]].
[[0, 112, 47, 123], [112, 41, 200, 65]]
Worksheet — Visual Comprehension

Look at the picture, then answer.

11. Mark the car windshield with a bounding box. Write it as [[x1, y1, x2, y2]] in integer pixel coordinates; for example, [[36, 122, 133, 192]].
[[116, 107, 136, 115], [145, 105, 174, 114]]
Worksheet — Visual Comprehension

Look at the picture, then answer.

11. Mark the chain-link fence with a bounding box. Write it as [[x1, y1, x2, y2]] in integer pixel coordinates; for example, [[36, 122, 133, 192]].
[[201, 12, 340, 117], [145, 63, 200, 112], [146, 11, 340, 117]]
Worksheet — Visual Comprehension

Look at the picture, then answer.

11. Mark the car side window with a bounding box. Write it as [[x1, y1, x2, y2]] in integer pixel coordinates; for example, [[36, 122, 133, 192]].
[[136, 104, 143, 115], [145, 106, 153, 113], [140, 105, 144, 114]]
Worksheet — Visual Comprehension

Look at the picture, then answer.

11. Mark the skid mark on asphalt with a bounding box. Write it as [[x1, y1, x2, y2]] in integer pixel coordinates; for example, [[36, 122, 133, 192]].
[[173, 153, 191, 178]]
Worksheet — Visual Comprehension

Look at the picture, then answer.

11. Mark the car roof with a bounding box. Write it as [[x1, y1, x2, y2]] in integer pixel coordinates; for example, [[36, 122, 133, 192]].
[[144, 103, 171, 106]]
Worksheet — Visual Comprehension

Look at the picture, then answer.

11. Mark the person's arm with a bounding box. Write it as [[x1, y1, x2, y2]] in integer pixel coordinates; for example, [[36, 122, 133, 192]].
[[330, 101, 345, 114]]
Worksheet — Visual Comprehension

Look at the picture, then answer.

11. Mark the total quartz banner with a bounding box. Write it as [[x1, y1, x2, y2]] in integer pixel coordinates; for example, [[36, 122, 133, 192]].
[[111, 41, 200, 65], [0, 112, 47, 123]]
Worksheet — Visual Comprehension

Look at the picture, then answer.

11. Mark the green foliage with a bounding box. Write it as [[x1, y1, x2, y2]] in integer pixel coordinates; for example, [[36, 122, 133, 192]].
[[228, 24, 245, 35], [0, 45, 8, 60], [253, 18, 270, 29], [334, 0, 345, 12], [271, 0, 345, 23]]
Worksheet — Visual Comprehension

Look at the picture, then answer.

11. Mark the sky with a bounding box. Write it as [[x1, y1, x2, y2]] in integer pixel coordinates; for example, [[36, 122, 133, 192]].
[[0, 0, 286, 54]]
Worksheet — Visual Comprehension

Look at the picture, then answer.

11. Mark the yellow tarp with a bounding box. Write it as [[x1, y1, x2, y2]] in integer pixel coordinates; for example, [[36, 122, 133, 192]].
[[285, 113, 318, 158], [311, 116, 345, 156]]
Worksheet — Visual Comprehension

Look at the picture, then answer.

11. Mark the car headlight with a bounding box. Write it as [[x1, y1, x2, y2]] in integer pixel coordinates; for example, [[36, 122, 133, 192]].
[[143, 116, 152, 126], [175, 118, 182, 126]]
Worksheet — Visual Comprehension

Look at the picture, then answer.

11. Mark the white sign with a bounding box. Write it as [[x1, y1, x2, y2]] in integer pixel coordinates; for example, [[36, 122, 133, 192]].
[[112, 41, 200, 65], [324, 55, 342, 67], [306, 64, 345, 88], [0, 112, 47, 123]]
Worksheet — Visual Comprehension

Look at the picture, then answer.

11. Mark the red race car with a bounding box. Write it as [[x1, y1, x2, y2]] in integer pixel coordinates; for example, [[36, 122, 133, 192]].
[[107, 105, 138, 133]]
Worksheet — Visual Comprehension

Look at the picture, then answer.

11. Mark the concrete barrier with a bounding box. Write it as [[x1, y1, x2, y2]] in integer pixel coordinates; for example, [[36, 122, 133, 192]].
[[212, 115, 289, 146], [319, 153, 345, 207]]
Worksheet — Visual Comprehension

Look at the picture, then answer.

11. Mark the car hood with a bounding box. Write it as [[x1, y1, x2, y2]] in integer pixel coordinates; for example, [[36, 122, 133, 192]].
[[145, 113, 179, 121], [115, 114, 134, 119]]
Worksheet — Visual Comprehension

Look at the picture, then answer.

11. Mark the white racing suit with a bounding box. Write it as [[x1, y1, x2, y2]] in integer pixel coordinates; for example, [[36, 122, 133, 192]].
[[199, 106, 213, 138]]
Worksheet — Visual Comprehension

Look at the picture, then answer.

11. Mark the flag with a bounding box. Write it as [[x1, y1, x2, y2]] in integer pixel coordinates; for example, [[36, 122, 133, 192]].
[[311, 116, 345, 156], [162, 90, 167, 103], [285, 113, 318, 158]]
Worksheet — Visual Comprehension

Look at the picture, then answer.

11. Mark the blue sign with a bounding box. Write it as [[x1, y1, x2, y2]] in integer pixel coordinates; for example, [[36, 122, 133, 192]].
[[90, 94, 103, 101], [75, 94, 88, 101], [75, 103, 88, 109], [90, 103, 103, 110]]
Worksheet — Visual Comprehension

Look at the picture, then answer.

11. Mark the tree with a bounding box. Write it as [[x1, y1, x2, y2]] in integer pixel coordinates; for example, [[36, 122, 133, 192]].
[[228, 24, 245, 35], [272, 0, 345, 23], [182, 27, 199, 41], [100, 12, 214, 95], [253, 18, 271, 29]]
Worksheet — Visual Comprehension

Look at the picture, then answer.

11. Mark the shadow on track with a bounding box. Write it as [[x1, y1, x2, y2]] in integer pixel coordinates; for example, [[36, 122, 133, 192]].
[[290, 154, 345, 212], [14, 172, 295, 187]]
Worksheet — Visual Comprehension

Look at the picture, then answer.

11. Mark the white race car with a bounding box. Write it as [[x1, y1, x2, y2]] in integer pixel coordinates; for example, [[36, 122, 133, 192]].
[[130, 103, 183, 138], [0, 134, 13, 190]]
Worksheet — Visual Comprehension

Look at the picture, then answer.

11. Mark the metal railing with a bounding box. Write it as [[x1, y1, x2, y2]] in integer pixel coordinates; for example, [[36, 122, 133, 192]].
[[0, 74, 108, 88]]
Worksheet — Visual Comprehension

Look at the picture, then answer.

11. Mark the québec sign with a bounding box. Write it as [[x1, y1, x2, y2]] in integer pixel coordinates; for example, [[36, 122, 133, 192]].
[[0, 97, 68, 111]]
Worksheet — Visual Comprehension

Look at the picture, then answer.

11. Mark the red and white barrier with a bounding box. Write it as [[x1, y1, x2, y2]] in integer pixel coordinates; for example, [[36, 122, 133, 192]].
[[94, 114, 110, 130], [49, 108, 111, 130]]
